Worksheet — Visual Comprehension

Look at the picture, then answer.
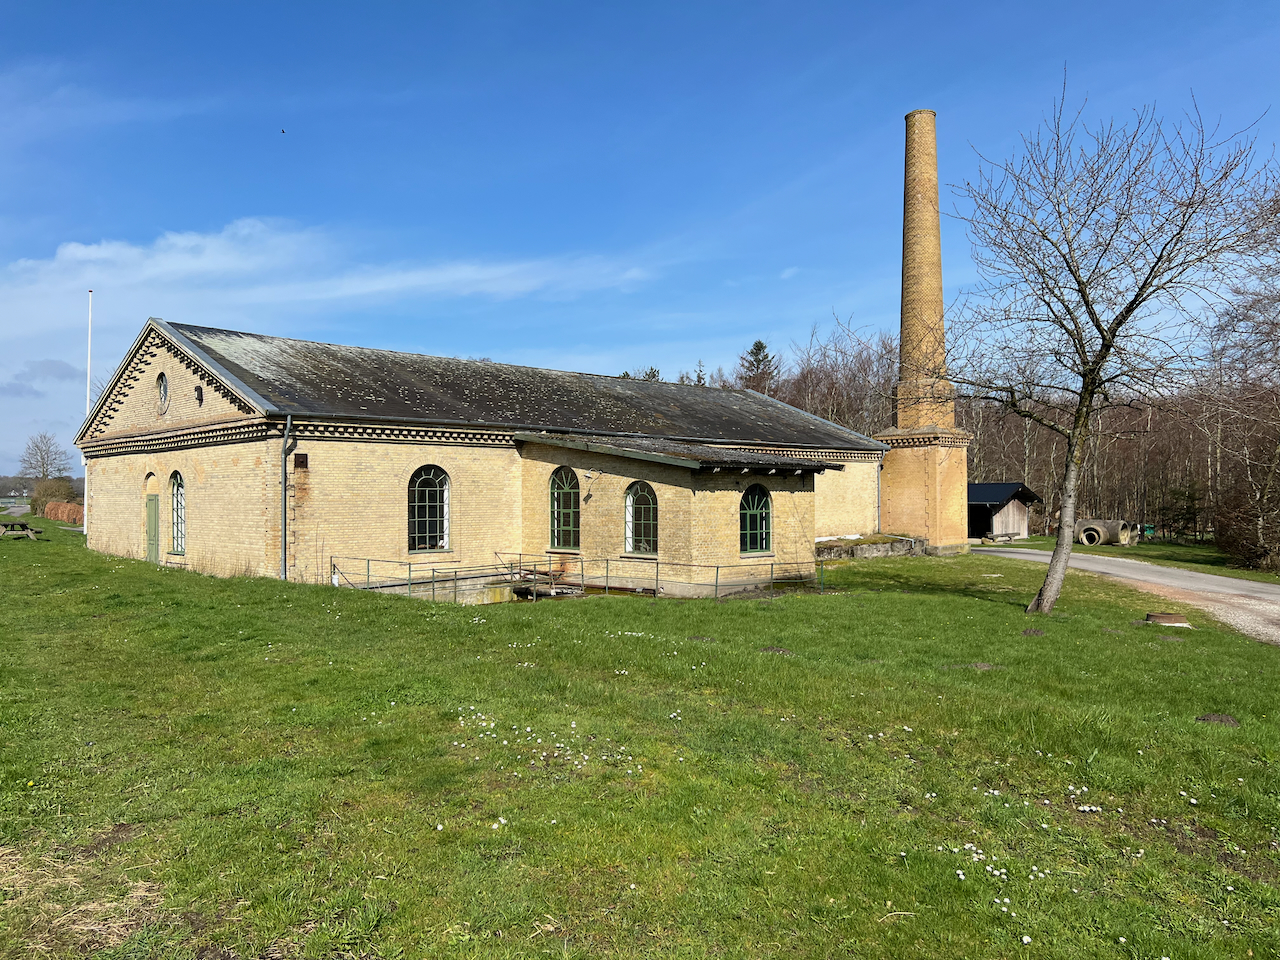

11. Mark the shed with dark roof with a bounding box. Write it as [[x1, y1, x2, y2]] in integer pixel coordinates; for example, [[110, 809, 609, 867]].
[[967, 482, 1043, 540]]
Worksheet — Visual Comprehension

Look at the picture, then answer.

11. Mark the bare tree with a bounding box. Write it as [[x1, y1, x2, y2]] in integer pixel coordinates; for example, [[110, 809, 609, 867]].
[[780, 323, 896, 436], [90, 372, 112, 404], [1194, 231, 1280, 567], [950, 94, 1275, 612], [20, 432, 72, 480]]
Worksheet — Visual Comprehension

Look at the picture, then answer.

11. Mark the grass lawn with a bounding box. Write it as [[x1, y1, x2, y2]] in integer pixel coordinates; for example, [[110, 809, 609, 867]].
[[2, 519, 1278, 959], [993, 537, 1280, 586]]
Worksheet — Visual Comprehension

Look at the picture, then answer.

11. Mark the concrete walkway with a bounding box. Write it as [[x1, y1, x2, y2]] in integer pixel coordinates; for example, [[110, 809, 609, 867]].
[[973, 547, 1280, 645]]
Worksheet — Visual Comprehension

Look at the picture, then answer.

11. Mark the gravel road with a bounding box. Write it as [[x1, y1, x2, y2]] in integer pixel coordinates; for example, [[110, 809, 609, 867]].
[[973, 547, 1280, 646]]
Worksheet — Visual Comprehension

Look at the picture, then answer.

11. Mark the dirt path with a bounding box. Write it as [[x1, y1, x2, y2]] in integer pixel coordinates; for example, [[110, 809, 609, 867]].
[[973, 547, 1280, 646]]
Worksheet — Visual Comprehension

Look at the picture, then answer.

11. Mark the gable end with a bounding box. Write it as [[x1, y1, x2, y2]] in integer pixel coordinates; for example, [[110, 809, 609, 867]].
[[79, 323, 260, 445]]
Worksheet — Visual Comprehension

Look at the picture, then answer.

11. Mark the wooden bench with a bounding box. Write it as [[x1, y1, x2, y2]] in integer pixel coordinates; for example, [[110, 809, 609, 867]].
[[1, 519, 42, 540], [980, 532, 1017, 544]]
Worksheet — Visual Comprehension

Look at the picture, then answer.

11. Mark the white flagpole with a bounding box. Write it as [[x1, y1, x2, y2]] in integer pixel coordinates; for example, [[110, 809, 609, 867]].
[[84, 290, 92, 542], [86, 290, 92, 416]]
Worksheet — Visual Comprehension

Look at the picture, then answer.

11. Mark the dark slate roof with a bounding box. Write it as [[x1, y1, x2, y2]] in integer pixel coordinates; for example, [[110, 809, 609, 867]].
[[163, 322, 885, 451], [513, 432, 843, 472], [968, 482, 1043, 508]]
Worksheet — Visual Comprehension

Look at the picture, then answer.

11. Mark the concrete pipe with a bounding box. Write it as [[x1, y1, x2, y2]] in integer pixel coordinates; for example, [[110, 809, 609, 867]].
[[1075, 520, 1108, 545], [1074, 519, 1131, 546]]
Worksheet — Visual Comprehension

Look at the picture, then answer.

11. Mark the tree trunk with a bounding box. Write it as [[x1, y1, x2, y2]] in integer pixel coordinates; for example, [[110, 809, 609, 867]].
[[1026, 432, 1086, 614]]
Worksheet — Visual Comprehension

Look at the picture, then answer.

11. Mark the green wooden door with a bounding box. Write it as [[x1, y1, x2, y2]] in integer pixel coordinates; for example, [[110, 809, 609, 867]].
[[145, 494, 159, 563]]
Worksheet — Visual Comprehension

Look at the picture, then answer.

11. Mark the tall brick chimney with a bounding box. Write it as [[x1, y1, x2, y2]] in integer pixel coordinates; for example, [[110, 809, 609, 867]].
[[896, 109, 954, 429], [874, 109, 970, 553]]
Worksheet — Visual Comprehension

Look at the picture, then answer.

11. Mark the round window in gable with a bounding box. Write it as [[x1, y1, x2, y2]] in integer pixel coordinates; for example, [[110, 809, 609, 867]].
[[156, 373, 170, 414]]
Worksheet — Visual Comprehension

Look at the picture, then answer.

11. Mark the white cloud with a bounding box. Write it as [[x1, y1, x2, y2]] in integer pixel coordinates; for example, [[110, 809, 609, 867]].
[[0, 217, 652, 473], [780, 266, 799, 280], [2, 217, 649, 313]]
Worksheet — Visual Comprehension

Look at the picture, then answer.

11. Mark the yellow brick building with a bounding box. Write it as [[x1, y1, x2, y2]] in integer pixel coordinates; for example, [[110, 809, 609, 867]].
[[76, 110, 974, 588], [77, 320, 887, 593]]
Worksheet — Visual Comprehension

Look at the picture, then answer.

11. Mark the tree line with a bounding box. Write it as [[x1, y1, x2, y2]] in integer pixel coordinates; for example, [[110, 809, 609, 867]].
[[631, 321, 1277, 570], [9, 432, 83, 516], [630, 92, 1279, 612]]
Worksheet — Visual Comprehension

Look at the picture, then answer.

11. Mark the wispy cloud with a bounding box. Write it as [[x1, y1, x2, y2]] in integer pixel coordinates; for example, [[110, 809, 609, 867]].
[[0, 381, 42, 399], [0, 217, 654, 470], [1, 218, 651, 318], [0, 359, 84, 399], [0, 63, 206, 154]]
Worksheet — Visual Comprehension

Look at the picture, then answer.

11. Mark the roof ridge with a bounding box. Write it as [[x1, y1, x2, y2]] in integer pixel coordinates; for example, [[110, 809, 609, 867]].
[[160, 322, 889, 451], [169, 321, 760, 395]]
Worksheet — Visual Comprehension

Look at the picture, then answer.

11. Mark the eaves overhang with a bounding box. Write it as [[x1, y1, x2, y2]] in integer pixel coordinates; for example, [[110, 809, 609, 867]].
[[513, 432, 843, 473]]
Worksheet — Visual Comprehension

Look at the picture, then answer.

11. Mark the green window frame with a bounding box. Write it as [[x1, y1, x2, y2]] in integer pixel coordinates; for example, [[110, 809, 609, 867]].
[[550, 466, 580, 550], [408, 465, 450, 551], [170, 471, 186, 554], [739, 483, 771, 553], [625, 481, 658, 555]]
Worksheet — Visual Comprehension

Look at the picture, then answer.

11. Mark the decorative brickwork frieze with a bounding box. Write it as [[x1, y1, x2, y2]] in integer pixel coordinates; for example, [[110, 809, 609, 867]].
[[83, 327, 254, 442]]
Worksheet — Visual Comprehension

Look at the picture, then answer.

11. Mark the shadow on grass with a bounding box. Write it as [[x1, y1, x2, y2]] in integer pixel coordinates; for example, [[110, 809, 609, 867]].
[[821, 557, 1043, 612]]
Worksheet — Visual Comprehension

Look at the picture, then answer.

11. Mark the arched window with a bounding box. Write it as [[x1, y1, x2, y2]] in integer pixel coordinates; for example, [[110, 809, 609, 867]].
[[156, 373, 170, 415], [170, 471, 185, 554], [739, 484, 771, 553], [550, 466, 580, 550], [625, 482, 658, 555], [408, 466, 450, 551]]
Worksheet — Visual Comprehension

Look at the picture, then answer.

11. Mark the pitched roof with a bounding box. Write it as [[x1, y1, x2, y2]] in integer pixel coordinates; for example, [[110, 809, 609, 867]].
[[159, 321, 886, 452], [968, 482, 1043, 508]]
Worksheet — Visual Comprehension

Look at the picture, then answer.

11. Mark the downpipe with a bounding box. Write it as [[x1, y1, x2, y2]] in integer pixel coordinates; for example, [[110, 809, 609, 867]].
[[876, 460, 882, 533], [280, 415, 292, 580]]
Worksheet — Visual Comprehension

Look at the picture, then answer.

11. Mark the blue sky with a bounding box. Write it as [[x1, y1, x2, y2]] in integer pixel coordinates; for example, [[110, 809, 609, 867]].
[[1, 1, 1278, 475]]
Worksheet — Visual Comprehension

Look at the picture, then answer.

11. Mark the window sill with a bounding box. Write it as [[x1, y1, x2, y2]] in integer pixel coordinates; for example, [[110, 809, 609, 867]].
[[167, 552, 185, 557], [740, 553, 775, 559], [620, 553, 658, 560], [409, 548, 453, 555], [546, 548, 581, 555]]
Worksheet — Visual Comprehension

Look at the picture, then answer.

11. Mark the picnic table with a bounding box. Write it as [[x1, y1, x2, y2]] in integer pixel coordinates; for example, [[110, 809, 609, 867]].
[[0, 519, 41, 540]]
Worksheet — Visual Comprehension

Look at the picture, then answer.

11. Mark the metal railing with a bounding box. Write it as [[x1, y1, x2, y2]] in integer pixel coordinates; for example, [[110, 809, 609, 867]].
[[329, 556, 529, 602], [329, 552, 828, 604]]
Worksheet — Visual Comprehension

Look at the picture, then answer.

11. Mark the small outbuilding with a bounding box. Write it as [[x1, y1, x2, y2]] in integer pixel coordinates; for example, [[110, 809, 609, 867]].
[[967, 482, 1042, 541]]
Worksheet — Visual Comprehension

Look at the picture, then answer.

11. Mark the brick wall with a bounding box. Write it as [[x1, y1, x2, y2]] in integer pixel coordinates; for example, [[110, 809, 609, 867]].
[[518, 442, 816, 575], [686, 470, 814, 568], [85, 439, 273, 577], [284, 435, 524, 583], [878, 439, 969, 548], [517, 443, 694, 564], [89, 433, 830, 584], [813, 460, 881, 537]]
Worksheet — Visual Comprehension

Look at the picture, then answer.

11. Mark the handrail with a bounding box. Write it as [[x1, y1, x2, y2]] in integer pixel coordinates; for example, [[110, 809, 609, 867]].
[[329, 552, 824, 604]]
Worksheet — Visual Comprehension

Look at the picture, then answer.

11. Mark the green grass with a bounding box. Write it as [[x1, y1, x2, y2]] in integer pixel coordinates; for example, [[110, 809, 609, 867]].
[[2, 518, 1279, 959], [994, 537, 1280, 585]]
